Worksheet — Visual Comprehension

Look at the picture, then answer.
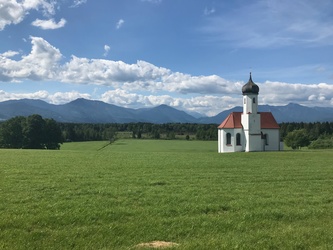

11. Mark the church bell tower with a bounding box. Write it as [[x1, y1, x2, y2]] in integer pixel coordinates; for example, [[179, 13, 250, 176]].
[[241, 73, 262, 152]]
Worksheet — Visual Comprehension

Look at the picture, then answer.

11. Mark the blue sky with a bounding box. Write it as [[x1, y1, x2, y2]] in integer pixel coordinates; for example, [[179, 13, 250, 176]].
[[0, 0, 333, 116]]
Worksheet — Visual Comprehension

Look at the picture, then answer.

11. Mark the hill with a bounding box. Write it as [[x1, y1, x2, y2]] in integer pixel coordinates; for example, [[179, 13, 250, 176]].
[[0, 98, 332, 123], [0, 99, 197, 124]]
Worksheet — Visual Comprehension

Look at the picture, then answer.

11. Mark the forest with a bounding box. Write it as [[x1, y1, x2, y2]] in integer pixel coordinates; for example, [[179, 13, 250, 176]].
[[59, 121, 333, 142], [59, 122, 217, 141]]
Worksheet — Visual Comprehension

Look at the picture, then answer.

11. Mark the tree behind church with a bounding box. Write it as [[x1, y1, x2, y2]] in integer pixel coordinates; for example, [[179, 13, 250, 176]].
[[284, 129, 310, 149]]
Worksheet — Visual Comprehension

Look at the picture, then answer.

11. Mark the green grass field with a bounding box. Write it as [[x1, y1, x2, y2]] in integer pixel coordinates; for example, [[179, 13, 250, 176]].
[[1, 140, 333, 249]]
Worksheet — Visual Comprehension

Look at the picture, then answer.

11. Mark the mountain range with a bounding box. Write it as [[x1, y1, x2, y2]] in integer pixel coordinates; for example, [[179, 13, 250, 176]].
[[0, 98, 332, 124]]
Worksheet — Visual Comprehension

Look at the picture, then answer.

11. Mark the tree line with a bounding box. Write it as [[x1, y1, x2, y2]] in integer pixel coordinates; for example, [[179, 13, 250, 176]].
[[59, 121, 333, 144], [279, 122, 333, 141], [59, 122, 218, 141], [280, 122, 333, 149], [0, 115, 332, 150]]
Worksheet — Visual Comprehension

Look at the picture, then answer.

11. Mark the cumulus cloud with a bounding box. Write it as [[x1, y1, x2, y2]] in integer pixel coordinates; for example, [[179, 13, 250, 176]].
[[0, 0, 25, 30], [47, 91, 91, 104], [0, 89, 91, 104], [0, 0, 58, 30], [101, 89, 239, 116], [32, 18, 67, 29], [260, 81, 333, 107], [0, 37, 332, 115], [0, 37, 62, 81], [100, 81, 333, 115], [116, 19, 124, 29]]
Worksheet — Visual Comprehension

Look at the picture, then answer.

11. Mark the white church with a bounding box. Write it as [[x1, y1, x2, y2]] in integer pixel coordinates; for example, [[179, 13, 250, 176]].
[[218, 73, 282, 153]]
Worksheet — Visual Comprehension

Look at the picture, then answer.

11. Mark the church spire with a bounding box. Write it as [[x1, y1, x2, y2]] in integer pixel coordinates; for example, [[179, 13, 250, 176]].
[[242, 72, 259, 94]]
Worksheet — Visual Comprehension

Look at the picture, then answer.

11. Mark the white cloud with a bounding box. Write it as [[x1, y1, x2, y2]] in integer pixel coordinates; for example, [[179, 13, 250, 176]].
[[103, 45, 110, 57], [116, 19, 124, 29], [0, 37, 332, 115], [204, 7, 215, 16], [0, 37, 62, 81], [32, 18, 67, 29], [1, 50, 19, 58], [47, 91, 91, 104], [260, 81, 333, 107], [0, 89, 48, 101], [23, 0, 56, 16], [0, 0, 26, 30], [60, 57, 172, 89], [70, 0, 87, 8], [0, 0, 58, 30], [0, 89, 91, 104], [101, 89, 239, 116]]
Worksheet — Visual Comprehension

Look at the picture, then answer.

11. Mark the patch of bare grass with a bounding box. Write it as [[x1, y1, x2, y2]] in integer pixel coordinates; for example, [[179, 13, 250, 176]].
[[135, 241, 179, 248]]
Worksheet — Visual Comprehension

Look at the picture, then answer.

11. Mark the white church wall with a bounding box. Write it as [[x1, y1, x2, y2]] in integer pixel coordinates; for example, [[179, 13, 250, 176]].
[[261, 129, 280, 151], [218, 129, 223, 153], [246, 134, 262, 152], [218, 128, 244, 153], [234, 128, 244, 152]]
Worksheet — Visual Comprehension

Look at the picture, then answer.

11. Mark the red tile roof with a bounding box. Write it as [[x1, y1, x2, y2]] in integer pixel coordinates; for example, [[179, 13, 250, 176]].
[[217, 112, 242, 129], [217, 112, 279, 129], [260, 112, 280, 129]]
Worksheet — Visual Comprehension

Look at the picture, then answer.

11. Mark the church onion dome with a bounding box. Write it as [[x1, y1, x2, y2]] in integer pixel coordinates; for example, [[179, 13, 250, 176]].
[[242, 73, 259, 94]]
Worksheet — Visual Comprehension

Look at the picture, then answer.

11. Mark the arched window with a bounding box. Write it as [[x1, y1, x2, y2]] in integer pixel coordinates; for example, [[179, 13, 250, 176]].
[[236, 133, 241, 145], [253, 97, 256, 104], [226, 133, 231, 145]]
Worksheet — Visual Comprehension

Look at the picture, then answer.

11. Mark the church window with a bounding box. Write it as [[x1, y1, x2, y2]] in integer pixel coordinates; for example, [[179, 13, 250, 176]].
[[226, 133, 231, 145], [253, 97, 256, 104], [236, 133, 241, 145], [265, 134, 269, 145]]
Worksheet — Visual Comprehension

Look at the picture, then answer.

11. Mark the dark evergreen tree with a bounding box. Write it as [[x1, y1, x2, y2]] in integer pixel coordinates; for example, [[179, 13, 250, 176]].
[[0, 116, 26, 148], [0, 115, 63, 149], [22, 114, 46, 149], [44, 118, 63, 149]]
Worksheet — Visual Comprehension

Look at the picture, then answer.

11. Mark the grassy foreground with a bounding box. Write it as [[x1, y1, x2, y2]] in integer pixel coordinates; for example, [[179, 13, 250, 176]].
[[1, 140, 333, 249]]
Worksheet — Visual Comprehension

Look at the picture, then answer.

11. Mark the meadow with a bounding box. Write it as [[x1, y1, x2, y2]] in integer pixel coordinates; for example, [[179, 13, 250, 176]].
[[1, 140, 333, 249]]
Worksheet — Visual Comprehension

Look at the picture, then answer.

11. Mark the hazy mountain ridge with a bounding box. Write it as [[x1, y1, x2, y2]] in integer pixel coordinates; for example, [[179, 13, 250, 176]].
[[0, 98, 332, 124]]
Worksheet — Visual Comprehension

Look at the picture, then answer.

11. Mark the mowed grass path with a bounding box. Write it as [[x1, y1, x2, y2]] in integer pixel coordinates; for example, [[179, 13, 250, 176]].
[[1, 140, 333, 249]]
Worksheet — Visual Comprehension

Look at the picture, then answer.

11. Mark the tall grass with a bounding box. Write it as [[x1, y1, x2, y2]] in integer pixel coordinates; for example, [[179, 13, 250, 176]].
[[1, 140, 333, 249]]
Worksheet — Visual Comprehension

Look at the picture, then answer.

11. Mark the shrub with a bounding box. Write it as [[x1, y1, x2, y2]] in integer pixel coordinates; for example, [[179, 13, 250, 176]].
[[308, 138, 333, 149]]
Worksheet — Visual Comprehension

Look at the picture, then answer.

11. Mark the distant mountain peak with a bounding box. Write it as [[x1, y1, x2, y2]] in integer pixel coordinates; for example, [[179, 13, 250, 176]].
[[286, 103, 303, 107]]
